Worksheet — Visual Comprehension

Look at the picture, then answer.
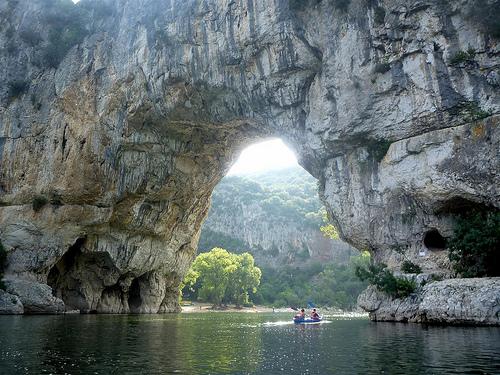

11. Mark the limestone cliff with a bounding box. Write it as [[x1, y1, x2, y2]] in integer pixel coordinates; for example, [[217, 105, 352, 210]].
[[198, 167, 357, 267], [0, 0, 498, 315], [358, 277, 500, 325]]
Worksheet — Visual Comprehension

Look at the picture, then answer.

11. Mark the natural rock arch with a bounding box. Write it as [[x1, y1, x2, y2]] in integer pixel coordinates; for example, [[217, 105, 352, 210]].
[[0, 0, 498, 313]]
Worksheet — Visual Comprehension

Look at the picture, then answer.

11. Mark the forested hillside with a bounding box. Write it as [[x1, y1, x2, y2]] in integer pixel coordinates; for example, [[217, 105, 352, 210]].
[[193, 167, 365, 308], [199, 167, 356, 267]]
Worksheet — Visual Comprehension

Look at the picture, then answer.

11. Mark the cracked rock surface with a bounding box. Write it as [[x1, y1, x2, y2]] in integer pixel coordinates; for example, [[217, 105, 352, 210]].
[[358, 278, 500, 325]]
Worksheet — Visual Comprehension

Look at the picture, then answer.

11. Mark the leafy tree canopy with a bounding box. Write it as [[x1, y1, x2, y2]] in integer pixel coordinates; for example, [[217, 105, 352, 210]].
[[448, 211, 500, 277], [182, 248, 261, 306], [249, 252, 370, 310]]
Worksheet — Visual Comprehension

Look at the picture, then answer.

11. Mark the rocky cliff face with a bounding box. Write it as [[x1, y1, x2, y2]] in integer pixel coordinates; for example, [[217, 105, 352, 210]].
[[358, 277, 500, 325], [0, 0, 498, 314], [199, 168, 357, 267], [202, 212, 355, 267]]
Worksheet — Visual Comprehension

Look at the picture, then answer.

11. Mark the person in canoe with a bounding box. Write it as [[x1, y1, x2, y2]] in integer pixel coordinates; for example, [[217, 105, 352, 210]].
[[294, 308, 306, 320], [310, 308, 320, 320]]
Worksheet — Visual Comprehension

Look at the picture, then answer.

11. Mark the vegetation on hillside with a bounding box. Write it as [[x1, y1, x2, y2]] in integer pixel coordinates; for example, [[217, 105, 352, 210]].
[[355, 260, 416, 299], [183, 248, 370, 310], [202, 168, 324, 252], [198, 229, 251, 255], [253, 252, 370, 310], [199, 167, 327, 253], [193, 168, 367, 310], [448, 211, 500, 277], [214, 168, 323, 227]]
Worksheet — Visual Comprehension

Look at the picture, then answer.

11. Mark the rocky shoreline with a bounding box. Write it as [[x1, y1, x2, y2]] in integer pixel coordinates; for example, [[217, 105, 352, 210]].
[[2, 274, 498, 326], [358, 277, 500, 326]]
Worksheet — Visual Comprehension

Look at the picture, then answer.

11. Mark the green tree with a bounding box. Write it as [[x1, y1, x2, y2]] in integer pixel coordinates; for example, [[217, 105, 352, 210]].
[[178, 267, 199, 302], [319, 207, 339, 240], [182, 248, 261, 306], [320, 224, 339, 240], [448, 211, 500, 277], [355, 258, 416, 299], [192, 248, 237, 305], [251, 253, 369, 310], [225, 252, 262, 306]]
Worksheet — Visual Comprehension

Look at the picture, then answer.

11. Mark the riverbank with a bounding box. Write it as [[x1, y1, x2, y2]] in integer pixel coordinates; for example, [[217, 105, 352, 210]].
[[180, 302, 368, 317], [180, 302, 288, 313]]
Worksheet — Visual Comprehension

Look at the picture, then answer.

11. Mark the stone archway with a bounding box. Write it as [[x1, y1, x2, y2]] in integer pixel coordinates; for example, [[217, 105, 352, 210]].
[[0, 0, 498, 314]]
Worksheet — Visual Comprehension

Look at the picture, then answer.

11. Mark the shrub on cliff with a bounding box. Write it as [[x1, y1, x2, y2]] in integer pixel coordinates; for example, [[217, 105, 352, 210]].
[[320, 207, 339, 240], [448, 211, 500, 277], [449, 48, 476, 65], [355, 261, 416, 299], [401, 260, 422, 274], [32, 195, 48, 211]]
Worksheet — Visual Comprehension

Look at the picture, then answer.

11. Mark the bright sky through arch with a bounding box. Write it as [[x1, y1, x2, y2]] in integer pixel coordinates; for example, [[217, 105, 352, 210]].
[[227, 139, 298, 176]]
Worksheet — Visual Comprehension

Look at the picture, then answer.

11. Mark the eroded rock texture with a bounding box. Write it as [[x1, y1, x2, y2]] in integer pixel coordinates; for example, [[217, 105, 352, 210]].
[[358, 277, 500, 325], [0, 0, 498, 313]]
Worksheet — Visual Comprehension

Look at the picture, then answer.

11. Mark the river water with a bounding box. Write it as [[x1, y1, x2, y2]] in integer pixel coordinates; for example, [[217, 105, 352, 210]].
[[0, 313, 499, 374]]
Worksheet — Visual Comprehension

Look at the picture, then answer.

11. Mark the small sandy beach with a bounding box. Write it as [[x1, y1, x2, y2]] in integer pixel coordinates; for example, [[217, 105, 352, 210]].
[[180, 302, 368, 317], [180, 301, 294, 313]]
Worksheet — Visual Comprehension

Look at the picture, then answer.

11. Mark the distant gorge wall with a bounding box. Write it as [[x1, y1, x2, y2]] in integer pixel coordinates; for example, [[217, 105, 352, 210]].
[[200, 200, 357, 268], [0, 0, 498, 315]]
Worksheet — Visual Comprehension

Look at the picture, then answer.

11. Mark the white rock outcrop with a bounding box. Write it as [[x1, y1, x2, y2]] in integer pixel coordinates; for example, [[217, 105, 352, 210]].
[[4, 278, 64, 314], [358, 278, 500, 325], [0, 289, 24, 314]]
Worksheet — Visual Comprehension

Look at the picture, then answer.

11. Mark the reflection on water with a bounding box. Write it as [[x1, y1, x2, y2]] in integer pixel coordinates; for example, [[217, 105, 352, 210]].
[[0, 313, 499, 374]]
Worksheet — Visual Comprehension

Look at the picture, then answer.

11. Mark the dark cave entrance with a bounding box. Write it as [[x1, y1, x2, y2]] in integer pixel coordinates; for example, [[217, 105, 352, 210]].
[[128, 277, 142, 313], [47, 237, 125, 313], [47, 237, 88, 311], [423, 229, 447, 251]]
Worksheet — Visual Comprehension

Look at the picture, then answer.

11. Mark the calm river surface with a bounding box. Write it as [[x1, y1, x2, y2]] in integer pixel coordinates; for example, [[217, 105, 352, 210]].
[[1, 313, 499, 374]]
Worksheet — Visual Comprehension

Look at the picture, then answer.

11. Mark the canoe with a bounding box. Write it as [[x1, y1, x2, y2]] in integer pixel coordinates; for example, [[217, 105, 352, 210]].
[[293, 317, 322, 324]]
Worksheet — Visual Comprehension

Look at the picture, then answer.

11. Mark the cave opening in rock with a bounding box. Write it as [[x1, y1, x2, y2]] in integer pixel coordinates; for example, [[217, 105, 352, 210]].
[[423, 229, 447, 251], [47, 237, 125, 313], [47, 237, 87, 311], [128, 277, 142, 313], [434, 197, 486, 215]]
